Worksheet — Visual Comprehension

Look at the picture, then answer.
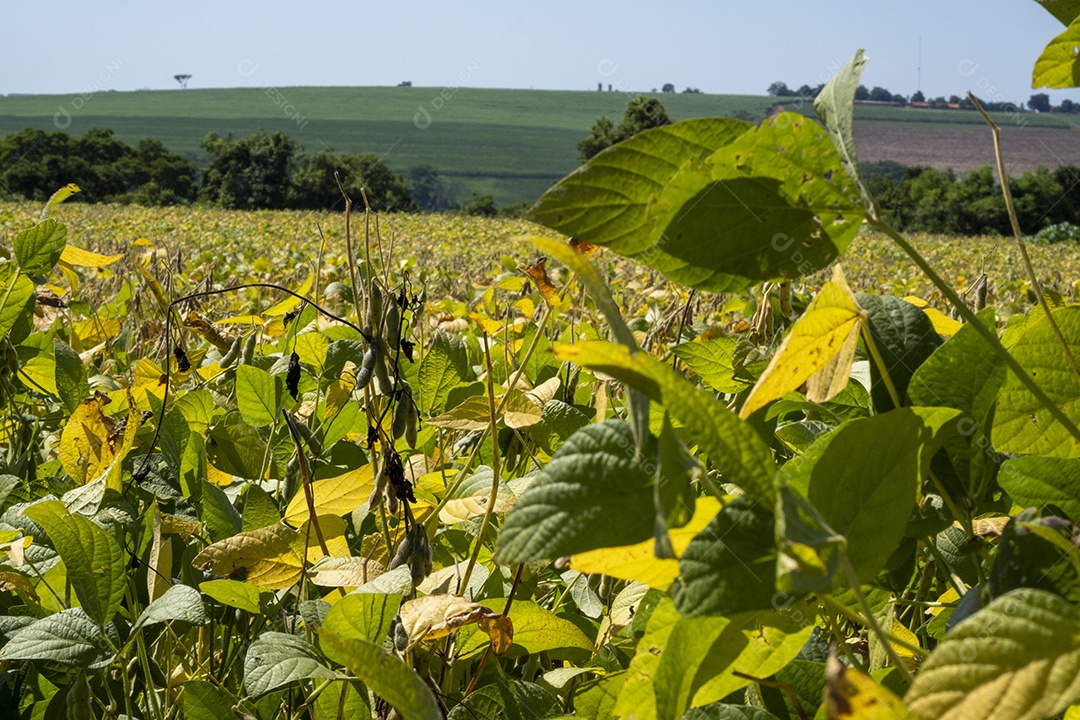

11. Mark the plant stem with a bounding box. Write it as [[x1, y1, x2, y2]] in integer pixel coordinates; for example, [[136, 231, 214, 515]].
[[859, 323, 902, 410], [838, 553, 916, 683], [872, 220, 1080, 447], [969, 93, 1080, 385]]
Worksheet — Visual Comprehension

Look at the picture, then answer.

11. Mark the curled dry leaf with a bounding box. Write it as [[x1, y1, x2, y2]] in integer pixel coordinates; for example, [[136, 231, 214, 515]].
[[399, 594, 513, 654]]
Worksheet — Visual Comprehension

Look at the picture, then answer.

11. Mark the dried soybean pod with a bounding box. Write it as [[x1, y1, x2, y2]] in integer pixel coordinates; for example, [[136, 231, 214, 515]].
[[385, 300, 400, 351], [355, 343, 377, 390], [66, 670, 91, 720], [408, 525, 432, 583], [779, 280, 793, 318], [373, 338, 392, 393], [240, 330, 258, 366], [219, 336, 242, 368]]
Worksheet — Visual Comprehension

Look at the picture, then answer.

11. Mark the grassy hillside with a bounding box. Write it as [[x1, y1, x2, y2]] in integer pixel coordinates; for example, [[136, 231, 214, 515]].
[[0, 87, 775, 205], [0, 87, 1074, 205]]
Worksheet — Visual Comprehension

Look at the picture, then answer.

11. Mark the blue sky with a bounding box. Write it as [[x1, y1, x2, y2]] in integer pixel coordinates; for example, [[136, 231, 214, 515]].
[[4, 1, 1076, 102]]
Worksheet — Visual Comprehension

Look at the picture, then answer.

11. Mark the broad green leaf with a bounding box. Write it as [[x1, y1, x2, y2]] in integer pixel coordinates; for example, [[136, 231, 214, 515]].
[[783, 407, 959, 582], [909, 307, 1004, 497], [283, 464, 375, 525], [322, 400, 360, 448], [457, 600, 592, 657], [313, 683, 369, 720], [135, 584, 208, 629], [987, 509, 1080, 603], [17, 331, 57, 395], [741, 267, 864, 418], [553, 341, 776, 501], [999, 456, 1080, 521], [319, 630, 442, 720], [235, 364, 282, 428], [24, 500, 125, 626], [681, 705, 781, 720], [994, 307, 1080, 458], [242, 484, 281, 531], [1035, 0, 1080, 25], [570, 497, 722, 590], [321, 593, 402, 664], [673, 336, 750, 394], [199, 579, 268, 614], [905, 588, 1080, 720], [0, 261, 35, 338], [419, 330, 469, 414], [775, 484, 844, 595], [610, 115, 863, 291], [1034, 16, 1080, 88], [530, 118, 752, 255], [192, 524, 304, 590], [183, 680, 241, 720], [447, 680, 558, 720], [857, 293, 942, 413], [494, 420, 656, 565], [575, 673, 627, 720], [53, 337, 87, 414], [0, 608, 114, 668], [814, 49, 874, 211], [201, 478, 242, 542], [615, 598, 682, 720], [294, 331, 329, 372], [14, 218, 67, 276], [207, 412, 266, 479], [672, 496, 779, 617], [244, 631, 339, 697]]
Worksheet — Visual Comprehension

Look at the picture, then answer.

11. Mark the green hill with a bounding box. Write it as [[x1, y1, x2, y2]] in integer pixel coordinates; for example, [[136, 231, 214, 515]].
[[0, 87, 776, 205], [1, 87, 1071, 206]]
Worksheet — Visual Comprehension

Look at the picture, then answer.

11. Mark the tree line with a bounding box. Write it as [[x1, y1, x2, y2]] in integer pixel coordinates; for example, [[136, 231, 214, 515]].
[[768, 81, 1078, 114], [0, 127, 510, 215]]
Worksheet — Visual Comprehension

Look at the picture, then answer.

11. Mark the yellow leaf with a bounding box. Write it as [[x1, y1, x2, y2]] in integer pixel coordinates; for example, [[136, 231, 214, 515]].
[[134, 237, 153, 247], [192, 525, 304, 590], [824, 653, 913, 719], [73, 318, 122, 346], [264, 273, 313, 317], [137, 266, 171, 314], [514, 297, 536, 318], [296, 515, 351, 562], [59, 395, 140, 489], [741, 266, 864, 419], [570, 498, 722, 589], [518, 257, 561, 307], [307, 556, 386, 588], [59, 245, 124, 268], [502, 390, 544, 429], [217, 314, 264, 326], [891, 619, 921, 672], [479, 614, 514, 655], [284, 465, 375, 525], [206, 462, 233, 487], [470, 311, 503, 335]]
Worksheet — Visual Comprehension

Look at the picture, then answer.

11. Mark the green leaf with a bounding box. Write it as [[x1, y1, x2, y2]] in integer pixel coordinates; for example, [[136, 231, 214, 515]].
[[905, 588, 1080, 720], [447, 680, 558, 720], [574, 673, 626, 720], [530, 118, 751, 255], [313, 682, 369, 720], [419, 330, 469, 415], [615, 599, 681, 720], [813, 49, 874, 211], [320, 593, 403, 665], [17, 331, 56, 395], [672, 496, 779, 617], [201, 479, 242, 543], [183, 680, 241, 720], [244, 631, 338, 697], [782, 407, 959, 582], [857, 293, 942, 412], [53, 337, 88, 414], [1036, 0, 1080, 25], [0, 261, 35, 339], [319, 630, 442, 720], [673, 337, 751, 394], [135, 584, 209, 629], [909, 307, 1004, 496], [207, 412, 266, 479], [681, 705, 781, 720], [14, 218, 67, 276], [23, 500, 125, 626], [199, 579, 268, 614], [494, 420, 656, 565], [999, 456, 1080, 521], [554, 341, 776, 502], [1035, 16, 1080, 88], [994, 307, 1080, 458], [775, 485, 844, 595], [458, 600, 592, 658], [235, 364, 282, 428], [0, 608, 114, 668]]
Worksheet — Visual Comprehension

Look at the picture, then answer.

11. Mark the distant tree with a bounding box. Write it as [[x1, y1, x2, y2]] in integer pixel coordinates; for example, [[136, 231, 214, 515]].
[[911, 90, 926, 103], [948, 95, 962, 105], [662, 83, 676, 93], [408, 165, 457, 211], [1029, 93, 1052, 112], [767, 81, 791, 97], [932, 96, 947, 107], [869, 86, 895, 102], [462, 193, 497, 217], [578, 96, 672, 163], [199, 130, 300, 210], [397, 81, 412, 87], [1061, 98, 1078, 113], [174, 74, 191, 89], [682, 87, 702, 94], [854, 84, 870, 101], [289, 149, 415, 212]]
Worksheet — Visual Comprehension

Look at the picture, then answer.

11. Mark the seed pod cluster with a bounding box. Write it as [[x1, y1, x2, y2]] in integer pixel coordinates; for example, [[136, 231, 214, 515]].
[[388, 522, 432, 584]]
